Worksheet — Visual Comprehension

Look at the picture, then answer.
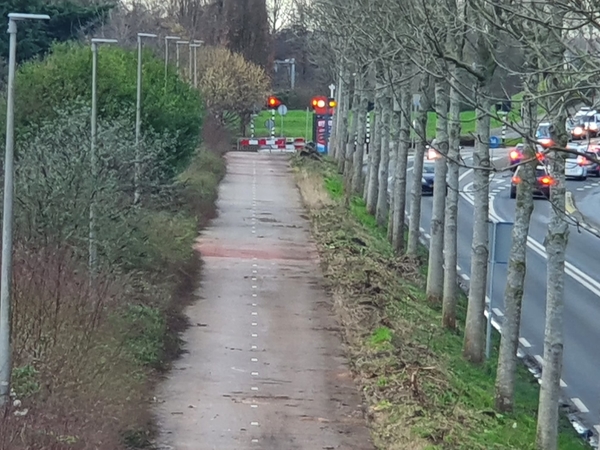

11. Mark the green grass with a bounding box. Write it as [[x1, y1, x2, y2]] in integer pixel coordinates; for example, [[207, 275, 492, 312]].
[[299, 158, 587, 450], [253, 109, 313, 139]]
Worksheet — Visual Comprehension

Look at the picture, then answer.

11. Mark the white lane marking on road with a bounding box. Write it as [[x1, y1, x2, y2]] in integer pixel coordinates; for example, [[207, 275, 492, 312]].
[[252, 293, 257, 297], [252, 303, 257, 306], [465, 181, 600, 298], [252, 277, 257, 281], [594, 425, 600, 435], [519, 337, 532, 348], [571, 398, 589, 413], [252, 371, 258, 376], [251, 323, 257, 326], [424, 233, 431, 239], [251, 358, 258, 362], [252, 333, 258, 337], [461, 273, 470, 281], [534, 355, 544, 366], [253, 263, 257, 267], [251, 422, 259, 426], [593, 183, 600, 186], [252, 312, 258, 315], [577, 187, 585, 191], [251, 386, 258, 391], [252, 230, 256, 233], [251, 345, 257, 349], [584, 185, 593, 189], [492, 308, 504, 317], [419, 227, 425, 233], [251, 404, 258, 408], [561, 379, 567, 387], [252, 285, 257, 289]]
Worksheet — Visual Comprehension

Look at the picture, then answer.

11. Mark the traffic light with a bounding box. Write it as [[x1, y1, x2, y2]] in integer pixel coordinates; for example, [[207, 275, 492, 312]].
[[311, 97, 327, 109], [328, 98, 337, 108], [267, 96, 282, 109]]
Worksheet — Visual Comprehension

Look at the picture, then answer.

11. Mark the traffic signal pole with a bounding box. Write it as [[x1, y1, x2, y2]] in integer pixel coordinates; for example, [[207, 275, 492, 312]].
[[271, 108, 275, 138]]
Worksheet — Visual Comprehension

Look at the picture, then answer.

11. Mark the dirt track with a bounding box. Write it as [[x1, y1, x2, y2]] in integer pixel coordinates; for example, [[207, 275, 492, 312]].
[[154, 152, 373, 449]]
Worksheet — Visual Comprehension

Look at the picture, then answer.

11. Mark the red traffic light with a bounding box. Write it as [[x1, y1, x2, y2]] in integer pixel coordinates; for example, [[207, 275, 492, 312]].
[[267, 96, 282, 109]]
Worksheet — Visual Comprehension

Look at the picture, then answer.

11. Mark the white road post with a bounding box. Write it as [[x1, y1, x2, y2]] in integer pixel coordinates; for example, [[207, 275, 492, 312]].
[[191, 41, 203, 89], [135, 33, 157, 206], [89, 38, 118, 281], [176, 40, 189, 76], [0, 12, 50, 406], [164, 35, 180, 88]]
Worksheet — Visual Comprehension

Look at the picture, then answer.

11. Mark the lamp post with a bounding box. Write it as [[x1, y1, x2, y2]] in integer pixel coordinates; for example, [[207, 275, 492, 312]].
[[176, 40, 189, 76], [0, 12, 50, 406], [135, 33, 157, 206], [89, 38, 118, 280], [164, 35, 180, 88], [190, 41, 203, 89]]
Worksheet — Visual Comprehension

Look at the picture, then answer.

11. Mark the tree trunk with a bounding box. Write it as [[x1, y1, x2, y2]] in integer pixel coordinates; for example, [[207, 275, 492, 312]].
[[366, 82, 383, 214], [442, 77, 460, 329], [363, 66, 376, 202], [426, 80, 449, 305], [376, 89, 391, 227], [388, 106, 401, 243], [330, 68, 343, 161], [463, 93, 492, 364], [536, 147, 568, 450], [352, 74, 368, 195], [495, 93, 536, 412], [392, 84, 410, 253], [338, 68, 351, 173], [407, 75, 431, 256]]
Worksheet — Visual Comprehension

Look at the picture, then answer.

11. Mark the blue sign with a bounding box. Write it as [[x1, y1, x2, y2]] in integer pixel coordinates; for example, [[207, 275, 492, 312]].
[[489, 136, 500, 148]]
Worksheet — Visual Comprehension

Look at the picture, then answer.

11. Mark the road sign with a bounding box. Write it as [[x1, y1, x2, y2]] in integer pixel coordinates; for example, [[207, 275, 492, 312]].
[[489, 136, 500, 148], [277, 104, 288, 116], [265, 119, 275, 130], [329, 84, 335, 98]]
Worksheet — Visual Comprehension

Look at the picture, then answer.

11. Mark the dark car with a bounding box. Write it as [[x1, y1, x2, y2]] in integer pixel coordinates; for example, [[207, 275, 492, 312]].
[[510, 165, 554, 199], [421, 161, 435, 195], [509, 143, 525, 170]]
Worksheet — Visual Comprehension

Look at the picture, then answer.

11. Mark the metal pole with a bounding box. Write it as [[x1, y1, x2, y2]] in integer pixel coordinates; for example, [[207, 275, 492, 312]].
[[176, 44, 180, 71], [271, 109, 275, 138], [164, 37, 168, 88], [193, 46, 198, 88], [305, 107, 309, 140], [135, 35, 142, 206], [485, 222, 497, 359], [89, 42, 98, 277], [0, 18, 17, 406], [280, 113, 284, 138], [188, 43, 192, 82], [290, 58, 296, 90]]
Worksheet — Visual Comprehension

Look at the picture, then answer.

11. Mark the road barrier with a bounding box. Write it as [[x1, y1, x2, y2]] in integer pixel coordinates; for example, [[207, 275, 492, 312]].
[[237, 137, 306, 152]]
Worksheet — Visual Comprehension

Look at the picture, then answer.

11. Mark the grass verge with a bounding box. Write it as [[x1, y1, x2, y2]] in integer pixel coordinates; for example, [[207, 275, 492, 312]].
[[292, 156, 587, 449]]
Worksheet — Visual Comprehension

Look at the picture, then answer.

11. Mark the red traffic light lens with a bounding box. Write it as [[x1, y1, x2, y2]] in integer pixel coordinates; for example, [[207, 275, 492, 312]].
[[267, 96, 281, 109]]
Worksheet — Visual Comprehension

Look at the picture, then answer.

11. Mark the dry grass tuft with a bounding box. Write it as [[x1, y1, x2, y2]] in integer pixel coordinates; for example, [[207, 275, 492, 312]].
[[295, 166, 336, 210]]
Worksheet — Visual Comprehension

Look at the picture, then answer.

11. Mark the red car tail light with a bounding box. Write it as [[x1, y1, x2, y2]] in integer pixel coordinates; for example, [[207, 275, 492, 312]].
[[539, 175, 554, 185], [577, 155, 587, 165], [510, 150, 520, 160], [512, 175, 521, 184]]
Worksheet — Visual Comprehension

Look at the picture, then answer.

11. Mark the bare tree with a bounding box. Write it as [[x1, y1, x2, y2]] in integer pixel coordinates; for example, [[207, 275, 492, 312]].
[[376, 85, 392, 227]]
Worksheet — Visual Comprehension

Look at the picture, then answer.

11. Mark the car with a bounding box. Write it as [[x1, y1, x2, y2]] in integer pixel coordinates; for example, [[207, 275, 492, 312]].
[[421, 160, 435, 195], [564, 151, 587, 180], [570, 110, 600, 140], [576, 142, 600, 176], [510, 165, 554, 199], [536, 122, 554, 148], [509, 143, 525, 169]]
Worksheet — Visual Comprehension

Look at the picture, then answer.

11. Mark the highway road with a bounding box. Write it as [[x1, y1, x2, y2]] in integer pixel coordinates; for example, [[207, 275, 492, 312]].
[[408, 148, 600, 438]]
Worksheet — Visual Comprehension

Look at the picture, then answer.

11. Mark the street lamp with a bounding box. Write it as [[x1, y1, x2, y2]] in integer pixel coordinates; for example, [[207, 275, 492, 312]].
[[164, 35, 180, 88], [89, 38, 118, 280], [190, 41, 203, 89], [0, 12, 50, 406], [176, 40, 189, 75], [135, 33, 157, 206]]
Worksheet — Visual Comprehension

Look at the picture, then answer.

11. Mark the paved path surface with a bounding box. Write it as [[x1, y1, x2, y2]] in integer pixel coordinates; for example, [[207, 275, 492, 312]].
[[155, 152, 373, 450]]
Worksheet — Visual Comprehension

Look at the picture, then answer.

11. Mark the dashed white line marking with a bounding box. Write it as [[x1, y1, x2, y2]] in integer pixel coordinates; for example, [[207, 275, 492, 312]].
[[252, 312, 258, 315], [251, 372, 258, 376], [492, 308, 504, 317], [561, 379, 567, 387], [252, 285, 257, 289], [456, 265, 461, 271], [252, 322, 257, 326], [577, 187, 585, 191], [252, 263, 257, 267], [534, 355, 544, 366], [251, 303, 257, 306], [593, 183, 600, 186], [251, 358, 258, 362], [251, 345, 257, 349], [252, 333, 258, 337], [419, 227, 425, 233], [252, 230, 256, 233], [519, 337, 531, 348], [251, 386, 258, 391], [251, 404, 258, 408], [571, 398, 589, 413], [252, 270, 257, 273], [594, 425, 600, 435], [584, 185, 593, 189], [252, 277, 257, 281], [252, 293, 257, 297], [251, 422, 259, 426], [424, 233, 431, 239], [461, 273, 470, 281]]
